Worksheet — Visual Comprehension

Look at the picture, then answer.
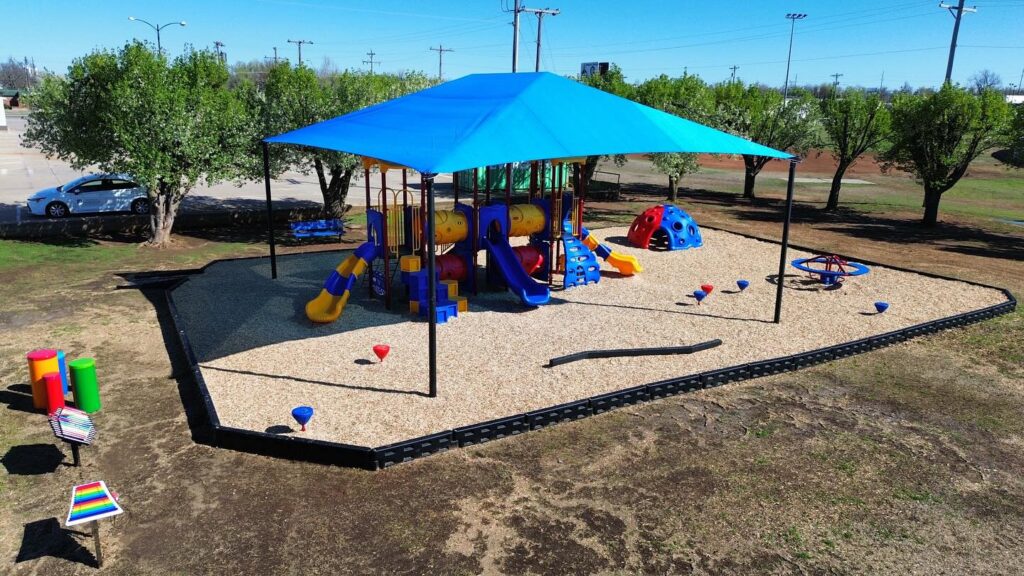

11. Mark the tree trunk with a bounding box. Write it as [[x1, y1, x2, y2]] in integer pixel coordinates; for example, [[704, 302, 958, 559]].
[[147, 183, 179, 247], [323, 168, 353, 218], [667, 175, 678, 202], [742, 169, 757, 199], [922, 188, 942, 227], [742, 155, 762, 199], [824, 162, 849, 211], [583, 155, 600, 186], [314, 157, 353, 218]]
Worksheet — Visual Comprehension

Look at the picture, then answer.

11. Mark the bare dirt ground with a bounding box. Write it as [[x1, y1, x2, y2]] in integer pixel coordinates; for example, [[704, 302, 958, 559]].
[[1, 170, 1022, 574]]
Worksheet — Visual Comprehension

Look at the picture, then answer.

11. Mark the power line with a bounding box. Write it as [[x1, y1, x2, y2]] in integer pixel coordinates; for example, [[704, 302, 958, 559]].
[[429, 45, 454, 79], [287, 39, 313, 67], [363, 50, 380, 74], [939, 0, 977, 83]]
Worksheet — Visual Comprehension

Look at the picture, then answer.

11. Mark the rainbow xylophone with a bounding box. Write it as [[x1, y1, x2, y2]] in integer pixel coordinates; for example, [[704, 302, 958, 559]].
[[66, 481, 123, 527]]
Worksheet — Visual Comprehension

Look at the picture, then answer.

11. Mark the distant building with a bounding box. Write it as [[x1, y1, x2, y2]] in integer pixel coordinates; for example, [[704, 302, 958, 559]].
[[1006, 95, 1024, 105]]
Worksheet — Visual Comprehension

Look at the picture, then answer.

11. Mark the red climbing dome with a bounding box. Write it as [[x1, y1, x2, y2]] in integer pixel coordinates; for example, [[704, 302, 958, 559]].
[[627, 205, 665, 249]]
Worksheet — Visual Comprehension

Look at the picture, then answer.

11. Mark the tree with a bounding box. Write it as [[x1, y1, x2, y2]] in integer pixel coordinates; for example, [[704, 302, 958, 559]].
[[579, 65, 634, 184], [819, 89, 891, 211], [0, 57, 38, 90], [255, 66, 434, 218], [712, 82, 819, 198], [23, 42, 254, 245], [882, 84, 1012, 226], [636, 74, 714, 201], [649, 153, 700, 201], [968, 69, 1001, 94], [1010, 104, 1024, 166]]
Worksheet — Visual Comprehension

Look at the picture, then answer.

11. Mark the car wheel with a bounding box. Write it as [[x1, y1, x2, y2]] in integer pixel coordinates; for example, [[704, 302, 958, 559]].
[[45, 202, 69, 218], [131, 198, 151, 215]]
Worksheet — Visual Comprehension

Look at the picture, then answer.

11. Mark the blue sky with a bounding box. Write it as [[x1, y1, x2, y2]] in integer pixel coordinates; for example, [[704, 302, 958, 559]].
[[7, 0, 1024, 89]]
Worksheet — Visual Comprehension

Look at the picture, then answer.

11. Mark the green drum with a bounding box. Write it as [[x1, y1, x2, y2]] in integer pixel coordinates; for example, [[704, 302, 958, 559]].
[[69, 358, 101, 414]]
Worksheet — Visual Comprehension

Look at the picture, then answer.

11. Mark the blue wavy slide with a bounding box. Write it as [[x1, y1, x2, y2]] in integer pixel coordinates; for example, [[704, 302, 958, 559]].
[[482, 235, 551, 306]]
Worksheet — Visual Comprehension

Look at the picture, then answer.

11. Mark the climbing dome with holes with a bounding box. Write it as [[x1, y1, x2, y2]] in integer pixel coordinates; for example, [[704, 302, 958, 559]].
[[627, 204, 703, 251]]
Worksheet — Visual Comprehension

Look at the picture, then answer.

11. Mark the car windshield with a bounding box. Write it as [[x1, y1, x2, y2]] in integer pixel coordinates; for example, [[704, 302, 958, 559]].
[[57, 175, 97, 192]]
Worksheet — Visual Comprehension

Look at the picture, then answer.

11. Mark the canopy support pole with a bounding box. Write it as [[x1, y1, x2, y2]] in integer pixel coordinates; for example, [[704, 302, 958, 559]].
[[262, 142, 277, 279], [773, 160, 797, 324], [425, 173, 438, 398]]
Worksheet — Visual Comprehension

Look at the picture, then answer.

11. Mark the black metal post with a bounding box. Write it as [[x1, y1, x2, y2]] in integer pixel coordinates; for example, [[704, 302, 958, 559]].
[[262, 142, 277, 279], [70, 442, 81, 467], [425, 174, 438, 398], [773, 160, 797, 323]]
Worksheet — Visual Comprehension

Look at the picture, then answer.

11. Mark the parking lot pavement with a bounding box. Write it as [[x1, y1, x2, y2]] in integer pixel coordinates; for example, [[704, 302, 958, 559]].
[[0, 113, 453, 225]]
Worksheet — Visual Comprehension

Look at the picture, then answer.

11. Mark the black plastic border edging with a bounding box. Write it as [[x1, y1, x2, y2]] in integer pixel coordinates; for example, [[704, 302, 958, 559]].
[[159, 229, 1017, 471], [164, 278, 379, 470], [546, 339, 722, 368]]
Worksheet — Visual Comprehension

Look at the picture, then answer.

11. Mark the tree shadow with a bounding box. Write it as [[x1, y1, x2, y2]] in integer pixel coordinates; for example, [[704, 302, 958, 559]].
[[16, 518, 96, 567], [727, 200, 1024, 263], [2, 444, 66, 475]]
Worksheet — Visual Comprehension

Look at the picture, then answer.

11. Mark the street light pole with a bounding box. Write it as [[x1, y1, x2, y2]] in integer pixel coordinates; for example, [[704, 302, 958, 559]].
[[128, 17, 187, 55], [782, 13, 806, 103]]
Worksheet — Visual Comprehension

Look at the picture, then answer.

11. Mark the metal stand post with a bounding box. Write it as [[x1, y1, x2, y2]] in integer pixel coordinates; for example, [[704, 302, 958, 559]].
[[425, 174, 438, 398], [773, 161, 798, 324], [262, 142, 277, 279]]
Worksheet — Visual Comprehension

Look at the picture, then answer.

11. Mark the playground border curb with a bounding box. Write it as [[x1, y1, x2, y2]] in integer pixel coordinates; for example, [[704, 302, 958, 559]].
[[161, 230, 1017, 471]]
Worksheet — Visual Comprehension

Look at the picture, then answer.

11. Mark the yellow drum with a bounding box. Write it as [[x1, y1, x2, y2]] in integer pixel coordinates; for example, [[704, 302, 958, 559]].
[[433, 210, 469, 244], [509, 204, 546, 237]]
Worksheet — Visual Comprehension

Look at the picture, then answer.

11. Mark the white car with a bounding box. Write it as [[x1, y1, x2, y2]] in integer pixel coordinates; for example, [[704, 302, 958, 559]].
[[26, 174, 150, 218]]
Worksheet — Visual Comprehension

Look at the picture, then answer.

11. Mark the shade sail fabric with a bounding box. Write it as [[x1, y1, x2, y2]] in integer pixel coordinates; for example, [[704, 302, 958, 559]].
[[265, 72, 792, 174]]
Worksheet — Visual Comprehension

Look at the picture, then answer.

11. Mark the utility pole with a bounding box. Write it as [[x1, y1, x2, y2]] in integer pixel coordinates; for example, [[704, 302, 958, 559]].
[[729, 65, 739, 81], [939, 0, 976, 84], [363, 50, 380, 74], [830, 72, 843, 91], [1016, 66, 1023, 95], [783, 13, 807, 104], [512, 0, 522, 72], [213, 41, 225, 63], [430, 45, 454, 80], [287, 39, 313, 67], [272, 46, 279, 65], [522, 7, 559, 73]]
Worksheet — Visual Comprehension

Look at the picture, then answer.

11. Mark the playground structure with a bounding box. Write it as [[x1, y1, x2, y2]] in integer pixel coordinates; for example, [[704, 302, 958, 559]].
[[627, 204, 703, 251], [306, 157, 642, 324], [791, 254, 871, 287]]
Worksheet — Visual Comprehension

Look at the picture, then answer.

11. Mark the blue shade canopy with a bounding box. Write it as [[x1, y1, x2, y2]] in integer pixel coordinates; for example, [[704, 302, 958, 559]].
[[265, 72, 793, 174]]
